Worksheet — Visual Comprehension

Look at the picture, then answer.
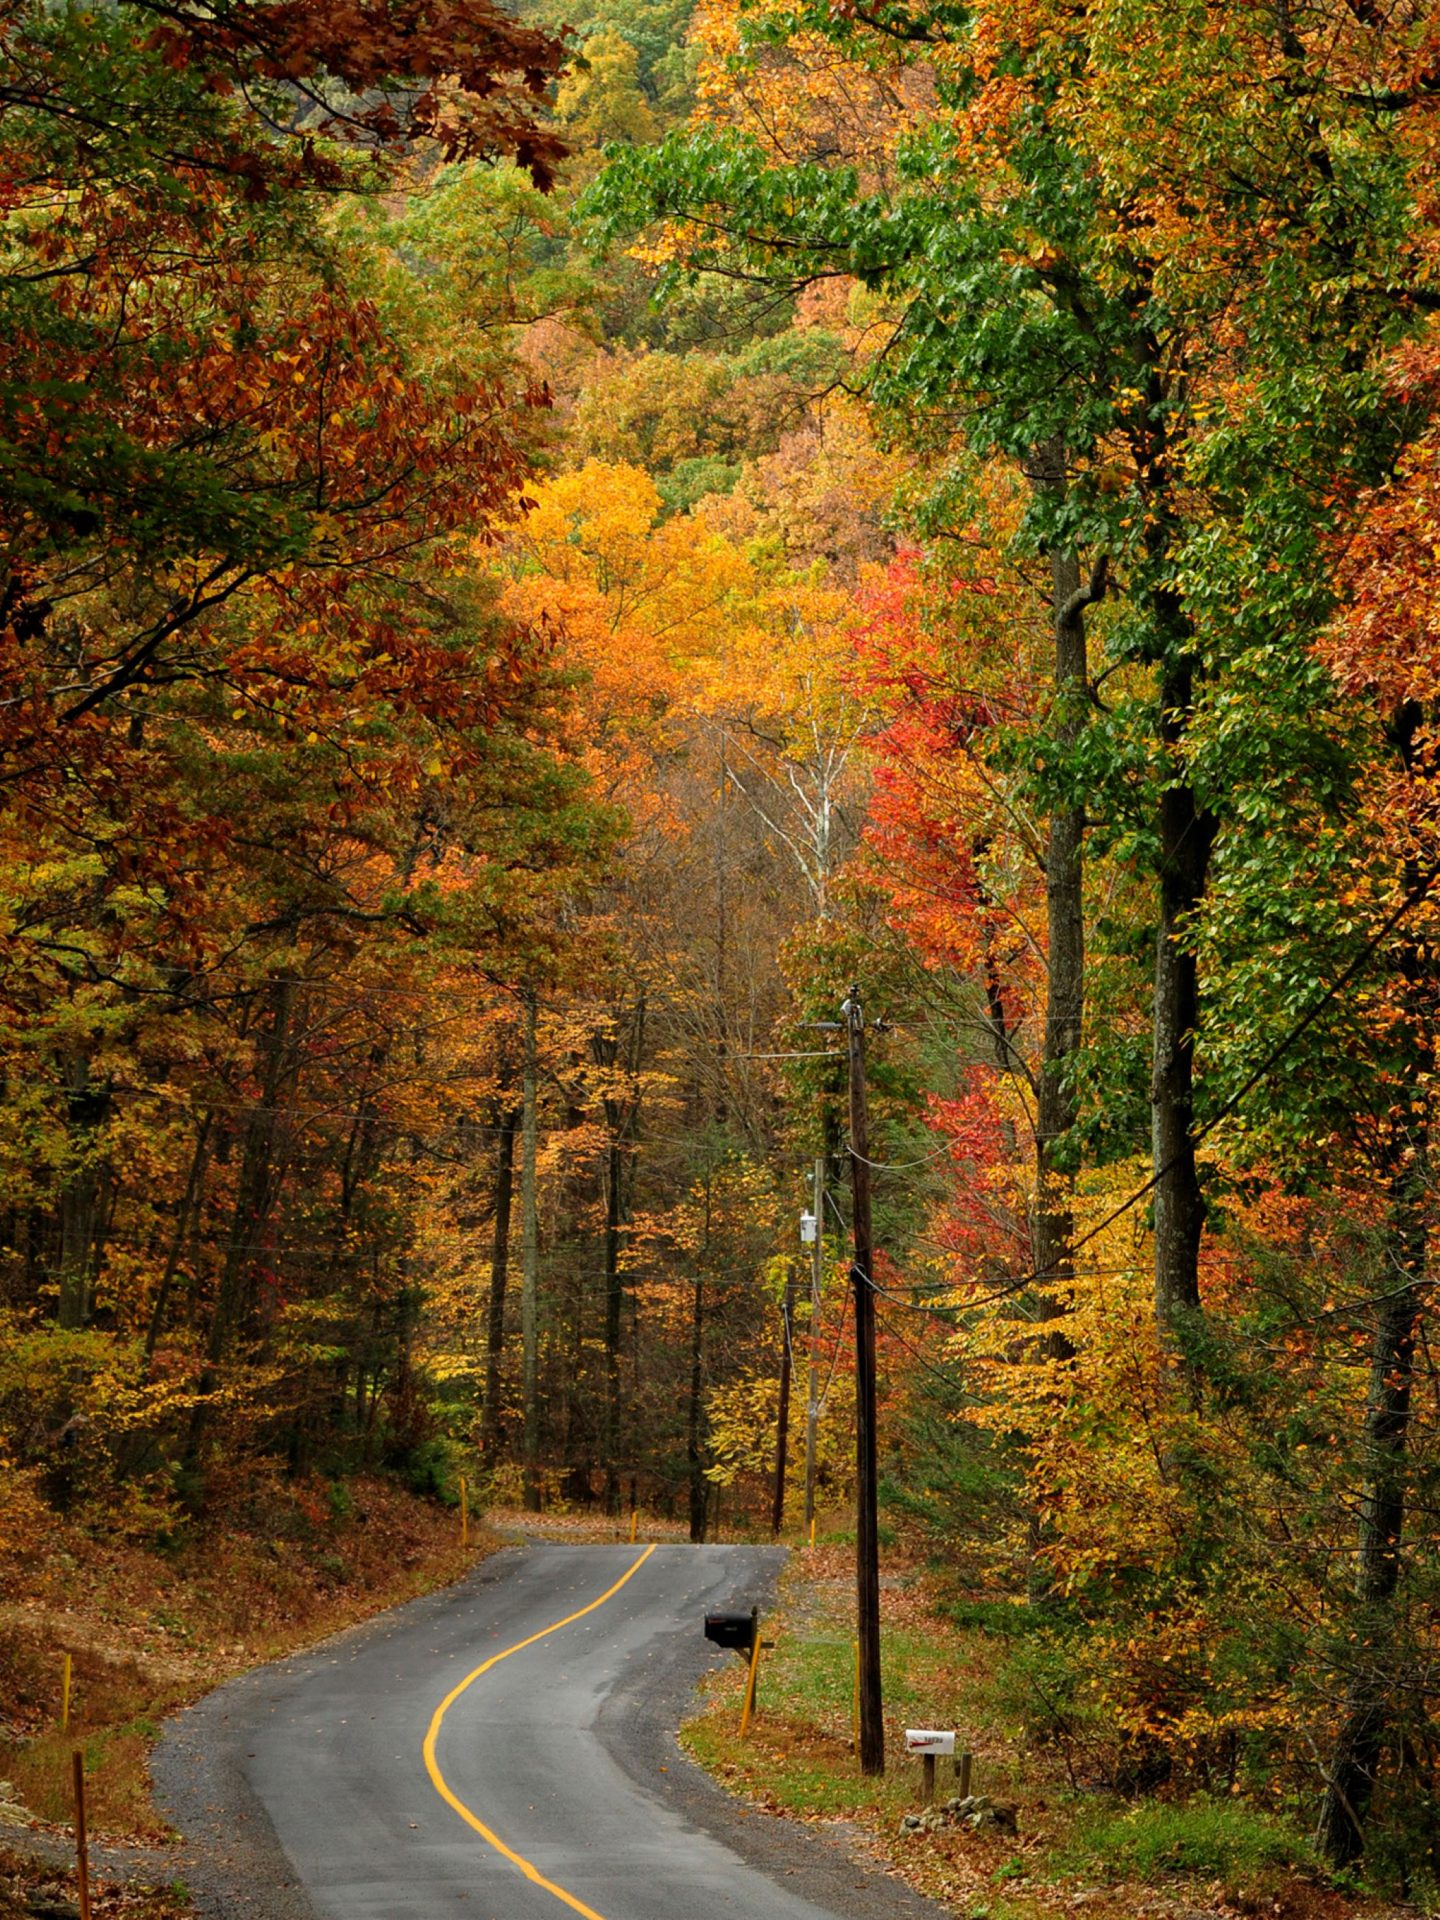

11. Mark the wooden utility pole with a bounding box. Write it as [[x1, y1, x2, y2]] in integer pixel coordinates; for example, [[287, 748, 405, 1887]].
[[481, 1103, 518, 1458], [521, 989, 541, 1511], [845, 986, 884, 1776], [772, 1263, 796, 1535], [802, 1155, 824, 1536]]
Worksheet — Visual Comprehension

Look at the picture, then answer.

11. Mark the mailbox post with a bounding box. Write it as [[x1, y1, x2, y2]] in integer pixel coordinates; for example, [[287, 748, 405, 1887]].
[[704, 1607, 762, 1735], [905, 1729, 956, 1806]]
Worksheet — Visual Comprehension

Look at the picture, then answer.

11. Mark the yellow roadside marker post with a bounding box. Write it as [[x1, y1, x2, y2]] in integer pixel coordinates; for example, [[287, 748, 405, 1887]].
[[808, 1517, 815, 1549], [459, 1476, 469, 1548], [629, 1508, 637, 1544], [738, 1620, 762, 1738], [60, 1651, 72, 1733], [72, 1749, 92, 1920]]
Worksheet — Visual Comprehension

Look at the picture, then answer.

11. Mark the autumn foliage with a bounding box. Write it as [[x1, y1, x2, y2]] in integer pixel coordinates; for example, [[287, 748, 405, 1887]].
[[16, 0, 1440, 1889]]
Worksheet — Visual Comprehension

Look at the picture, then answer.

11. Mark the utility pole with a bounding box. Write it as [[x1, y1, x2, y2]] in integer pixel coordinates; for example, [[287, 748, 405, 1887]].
[[844, 984, 884, 1776], [772, 1263, 795, 1535], [521, 988, 541, 1512], [802, 1155, 824, 1536]]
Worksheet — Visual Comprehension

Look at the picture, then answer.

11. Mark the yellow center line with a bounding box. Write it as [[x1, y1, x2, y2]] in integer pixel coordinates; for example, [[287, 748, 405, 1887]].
[[422, 1544, 658, 1920]]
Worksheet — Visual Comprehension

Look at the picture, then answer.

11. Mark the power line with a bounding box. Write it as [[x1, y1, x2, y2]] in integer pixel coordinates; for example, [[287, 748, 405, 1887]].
[[862, 1275, 964, 1320], [812, 1284, 851, 1414], [826, 878, 1440, 1417], [885, 867, 1440, 1314], [845, 1139, 953, 1172], [873, 1304, 967, 1394], [1055, 865, 1440, 1275]]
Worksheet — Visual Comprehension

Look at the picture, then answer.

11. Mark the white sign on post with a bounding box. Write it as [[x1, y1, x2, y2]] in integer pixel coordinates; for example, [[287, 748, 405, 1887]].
[[904, 1729, 956, 1755]]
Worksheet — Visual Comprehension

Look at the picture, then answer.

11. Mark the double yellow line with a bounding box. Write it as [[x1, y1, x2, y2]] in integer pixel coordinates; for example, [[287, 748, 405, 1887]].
[[422, 1544, 656, 1920]]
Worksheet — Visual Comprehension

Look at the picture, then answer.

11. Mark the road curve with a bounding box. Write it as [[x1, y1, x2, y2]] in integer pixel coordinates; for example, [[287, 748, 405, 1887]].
[[154, 1541, 946, 1920]]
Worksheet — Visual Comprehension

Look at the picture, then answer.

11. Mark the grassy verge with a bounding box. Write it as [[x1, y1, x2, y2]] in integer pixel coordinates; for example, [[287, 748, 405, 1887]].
[[681, 1536, 1353, 1920]]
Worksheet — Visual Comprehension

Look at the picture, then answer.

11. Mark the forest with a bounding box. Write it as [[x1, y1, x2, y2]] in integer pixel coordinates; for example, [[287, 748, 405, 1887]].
[[5, 0, 1440, 1892]]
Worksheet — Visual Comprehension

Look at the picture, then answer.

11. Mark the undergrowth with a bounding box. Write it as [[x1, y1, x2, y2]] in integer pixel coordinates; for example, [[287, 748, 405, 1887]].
[[1049, 1797, 1315, 1886], [680, 1539, 1357, 1920]]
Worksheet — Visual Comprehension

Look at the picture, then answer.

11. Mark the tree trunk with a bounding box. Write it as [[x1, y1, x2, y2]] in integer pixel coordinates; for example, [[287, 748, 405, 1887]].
[[184, 978, 295, 1473], [1317, 706, 1431, 1863], [481, 1106, 519, 1459], [1151, 651, 1215, 1348], [1024, 447, 1105, 1601], [1120, 344, 1216, 1353], [1033, 550, 1098, 1302], [602, 1120, 624, 1511], [595, 999, 644, 1512], [1028, 438, 1105, 1325], [55, 1059, 111, 1329], [144, 1117, 212, 1358], [562, 1276, 591, 1502], [213, 978, 296, 1356], [1315, 1148, 1427, 1863], [521, 989, 541, 1511]]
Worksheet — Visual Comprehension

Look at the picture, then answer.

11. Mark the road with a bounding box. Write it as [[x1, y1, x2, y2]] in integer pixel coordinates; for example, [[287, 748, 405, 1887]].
[[154, 1541, 946, 1920]]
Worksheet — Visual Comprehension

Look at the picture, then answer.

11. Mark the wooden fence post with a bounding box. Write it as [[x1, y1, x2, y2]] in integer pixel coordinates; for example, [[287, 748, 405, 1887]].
[[72, 1749, 92, 1920]]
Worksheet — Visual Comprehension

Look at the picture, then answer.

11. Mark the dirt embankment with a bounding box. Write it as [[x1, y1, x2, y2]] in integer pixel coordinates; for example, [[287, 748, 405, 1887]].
[[1, 1472, 490, 1917]]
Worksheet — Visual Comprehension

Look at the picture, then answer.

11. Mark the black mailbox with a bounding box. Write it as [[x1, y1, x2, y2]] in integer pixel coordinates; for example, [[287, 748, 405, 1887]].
[[704, 1608, 756, 1654]]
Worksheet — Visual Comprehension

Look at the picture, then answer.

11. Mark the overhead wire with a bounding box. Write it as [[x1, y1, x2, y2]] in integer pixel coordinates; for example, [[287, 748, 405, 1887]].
[[43, 848, 1438, 1379], [873, 1303, 967, 1393], [1039, 863, 1440, 1282], [862, 1275, 965, 1320], [67, 1083, 768, 1160], [845, 1140, 954, 1172], [811, 1284, 851, 1414], [830, 864, 1440, 1318]]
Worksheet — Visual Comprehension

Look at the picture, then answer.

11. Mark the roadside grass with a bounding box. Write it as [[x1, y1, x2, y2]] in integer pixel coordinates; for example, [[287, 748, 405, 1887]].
[[680, 1540, 1335, 1920], [1049, 1797, 1314, 1888], [680, 1537, 1033, 1913], [1, 1615, 188, 1834], [1, 1473, 494, 1841]]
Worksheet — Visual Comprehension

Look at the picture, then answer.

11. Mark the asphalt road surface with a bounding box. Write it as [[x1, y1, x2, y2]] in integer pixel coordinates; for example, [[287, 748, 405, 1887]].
[[154, 1541, 946, 1920]]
